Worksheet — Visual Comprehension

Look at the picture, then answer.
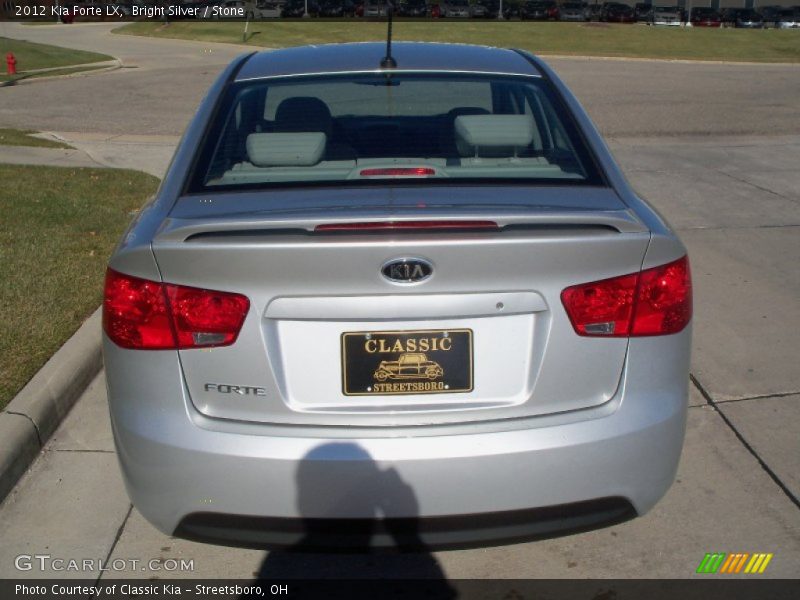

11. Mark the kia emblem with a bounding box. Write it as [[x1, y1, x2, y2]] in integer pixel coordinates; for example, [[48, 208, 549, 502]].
[[381, 258, 433, 284]]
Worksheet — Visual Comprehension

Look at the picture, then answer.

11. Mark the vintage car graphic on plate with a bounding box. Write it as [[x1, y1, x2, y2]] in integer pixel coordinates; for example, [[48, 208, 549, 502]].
[[374, 353, 445, 381]]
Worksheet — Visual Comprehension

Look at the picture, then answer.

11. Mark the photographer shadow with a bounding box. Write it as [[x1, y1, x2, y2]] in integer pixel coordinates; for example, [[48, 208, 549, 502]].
[[248, 442, 457, 594]]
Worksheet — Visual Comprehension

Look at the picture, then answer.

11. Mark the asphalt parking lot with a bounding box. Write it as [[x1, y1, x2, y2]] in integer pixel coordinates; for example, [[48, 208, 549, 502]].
[[0, 23, 798, 582]]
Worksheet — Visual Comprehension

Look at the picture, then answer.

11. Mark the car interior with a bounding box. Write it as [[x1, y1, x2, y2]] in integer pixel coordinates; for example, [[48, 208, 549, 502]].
[[202, 77, 589, 186]]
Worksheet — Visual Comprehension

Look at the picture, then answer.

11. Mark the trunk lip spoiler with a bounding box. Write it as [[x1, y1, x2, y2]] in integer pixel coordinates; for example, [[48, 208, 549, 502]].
[[154, 210, 648, 243]]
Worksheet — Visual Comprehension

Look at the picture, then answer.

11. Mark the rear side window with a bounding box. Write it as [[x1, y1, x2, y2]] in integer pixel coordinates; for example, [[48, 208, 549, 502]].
[[188, 73, 603, 192]]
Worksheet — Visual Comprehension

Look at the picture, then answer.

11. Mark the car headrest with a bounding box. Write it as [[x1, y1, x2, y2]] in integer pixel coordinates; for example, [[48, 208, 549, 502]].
[[274, 97, 333, 135], [448, 106, 491, 119], [454, 115, 535, 153], [246, 132, 326, 167]]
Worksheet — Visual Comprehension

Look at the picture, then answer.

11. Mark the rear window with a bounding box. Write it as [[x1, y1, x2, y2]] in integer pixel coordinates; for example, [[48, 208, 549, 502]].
[[188, 73, 603, 193]]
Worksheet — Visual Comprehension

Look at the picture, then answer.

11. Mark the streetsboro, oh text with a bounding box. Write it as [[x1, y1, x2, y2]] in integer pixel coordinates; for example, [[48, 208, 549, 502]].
[[15, 584, 274, 596]]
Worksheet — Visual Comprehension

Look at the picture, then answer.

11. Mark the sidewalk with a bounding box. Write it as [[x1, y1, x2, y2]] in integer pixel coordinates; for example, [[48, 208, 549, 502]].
[[0, 145, 100, 169], [0, 132, 179, 177]]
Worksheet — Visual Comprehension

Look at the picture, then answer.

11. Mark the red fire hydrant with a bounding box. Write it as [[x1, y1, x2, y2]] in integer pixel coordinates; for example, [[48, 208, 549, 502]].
[[6, 53, 17, 76]]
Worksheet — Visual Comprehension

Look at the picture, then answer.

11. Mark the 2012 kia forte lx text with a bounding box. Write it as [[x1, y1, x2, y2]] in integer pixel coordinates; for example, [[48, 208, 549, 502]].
[[102, 42, 692, 549]]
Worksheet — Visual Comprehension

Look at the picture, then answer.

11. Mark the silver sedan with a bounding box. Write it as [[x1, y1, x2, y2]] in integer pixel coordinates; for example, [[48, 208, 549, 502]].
[[103, 42, 692, 549]]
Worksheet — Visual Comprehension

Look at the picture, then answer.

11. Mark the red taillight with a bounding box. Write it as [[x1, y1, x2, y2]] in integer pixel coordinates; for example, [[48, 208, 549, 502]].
[[103, 269, 249, 350], [359, 167, 436, 177], [315, 220, 499, 232], [630, 257, 692, 336], [165, 283, 250, 348], [103, 269, 174, 349], [561, 256, 691, 337], [561, 272, 639, 337]]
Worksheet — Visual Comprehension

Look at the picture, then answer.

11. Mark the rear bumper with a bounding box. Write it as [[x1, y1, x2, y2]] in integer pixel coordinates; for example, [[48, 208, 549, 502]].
[[105, 329, 690, 549], [175, 497, 636, 550]]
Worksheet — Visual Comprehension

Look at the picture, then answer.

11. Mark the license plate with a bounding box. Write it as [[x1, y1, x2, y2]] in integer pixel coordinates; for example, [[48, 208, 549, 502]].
[[341, 329, 473, 396]]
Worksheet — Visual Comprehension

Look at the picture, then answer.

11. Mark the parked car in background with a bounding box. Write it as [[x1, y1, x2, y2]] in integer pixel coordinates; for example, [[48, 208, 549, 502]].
[[520, 0, 558, 20], [721, 7, 763, 28], [443, 0, 471, 17], [633, 2, 650, 22], [559, 2, 589, 21], [473, 0, 500, 18], [364, 0, 389, 17], [501, 1, 521, 19], [363, 0, 388, 15], [732, 8, 763, 28], [603, 2, 635, 22], [719, 7, 738, 26], [103, 41, 692, 550], [543, 0, 560, 20], [397, 0, 428, 16], [281, 0, 318, 16], [318, 0, 356, 16], [597, 2, 612, 20], [775, 7, 800, 28], [469, 0, 488, 17], [759, 5, 782, 27], [689, 6, 721, 27], [599, 2, 623, 21], [650, 5, 681, 25], [586, 2, 603, 21], [253, 1, 283, 17]]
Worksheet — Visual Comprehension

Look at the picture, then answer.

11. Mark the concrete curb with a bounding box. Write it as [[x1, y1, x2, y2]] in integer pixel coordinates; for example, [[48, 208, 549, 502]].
[[0, 308, 102, 503], [0, 60, 122, 88]]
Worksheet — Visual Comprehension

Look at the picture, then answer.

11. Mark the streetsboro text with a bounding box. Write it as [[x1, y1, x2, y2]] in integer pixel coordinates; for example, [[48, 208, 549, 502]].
[[15, 584, 271, 596]]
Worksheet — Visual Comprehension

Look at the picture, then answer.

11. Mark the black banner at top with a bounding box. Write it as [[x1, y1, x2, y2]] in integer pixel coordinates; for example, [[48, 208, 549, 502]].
[[2, 1, 460, 23]]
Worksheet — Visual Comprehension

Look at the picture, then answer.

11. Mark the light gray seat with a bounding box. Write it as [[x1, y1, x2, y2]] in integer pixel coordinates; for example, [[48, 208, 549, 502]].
[[454, 114, 540, 158], [246, 132, 327, 167]]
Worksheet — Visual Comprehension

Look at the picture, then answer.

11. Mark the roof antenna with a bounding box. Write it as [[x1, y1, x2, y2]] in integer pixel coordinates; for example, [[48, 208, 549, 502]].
[[380, 1, 397, 70]]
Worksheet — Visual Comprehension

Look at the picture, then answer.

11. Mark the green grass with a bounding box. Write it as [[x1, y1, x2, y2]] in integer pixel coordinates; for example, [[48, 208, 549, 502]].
[[0, 166, 160, 409], [116, 21, 800, 63], [0, 37, 112, 82], [0, 128, 72, 149]]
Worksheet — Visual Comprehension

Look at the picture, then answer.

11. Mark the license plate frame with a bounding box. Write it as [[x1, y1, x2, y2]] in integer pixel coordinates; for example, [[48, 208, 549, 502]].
[[341, 329, 473, 396]]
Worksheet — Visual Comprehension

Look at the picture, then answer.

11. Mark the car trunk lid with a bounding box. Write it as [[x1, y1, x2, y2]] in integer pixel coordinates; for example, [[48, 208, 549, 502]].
[[152, 185, 649, 427]]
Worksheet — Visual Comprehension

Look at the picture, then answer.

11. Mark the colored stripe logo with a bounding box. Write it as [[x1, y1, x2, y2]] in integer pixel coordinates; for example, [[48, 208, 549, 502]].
[[696, 553, 773, 574]]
